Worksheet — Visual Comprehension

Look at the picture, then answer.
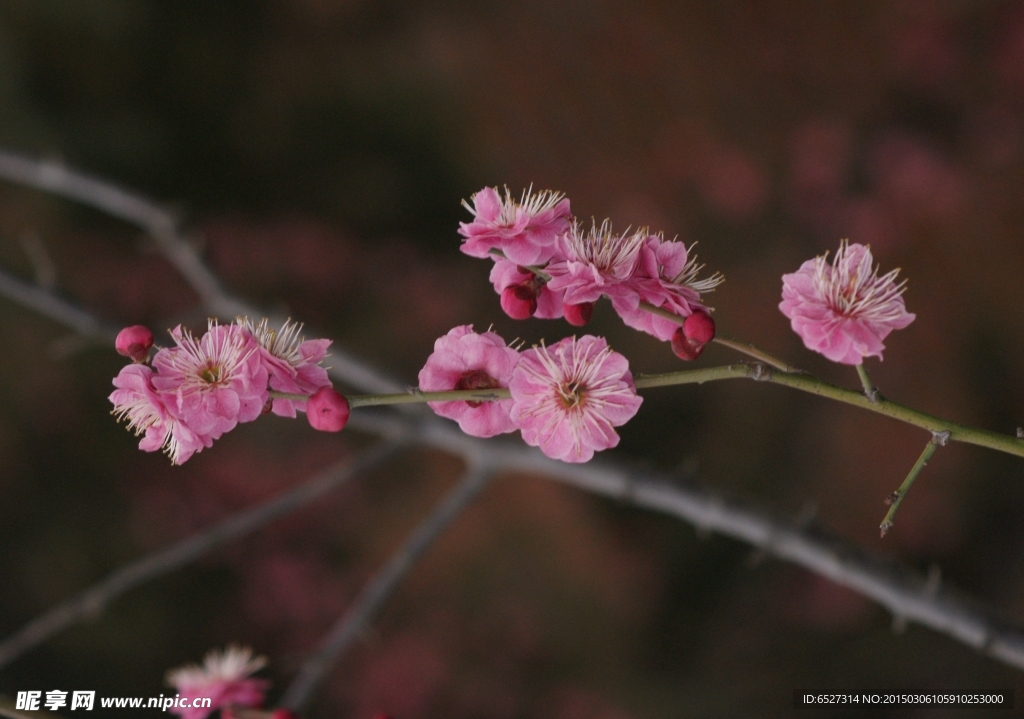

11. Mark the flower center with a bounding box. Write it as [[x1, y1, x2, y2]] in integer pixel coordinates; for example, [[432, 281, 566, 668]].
[[455, 369, 501, 408], [199, 363, 222, 385], [556, 380, 586, 410]]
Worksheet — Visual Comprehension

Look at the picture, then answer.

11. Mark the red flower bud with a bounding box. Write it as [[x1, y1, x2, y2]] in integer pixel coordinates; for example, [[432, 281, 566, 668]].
[[671, 327, 706, 361], [115, 325, 154, 363], [683, 311, 716, 344], [563, 302, 594, 327], [306, 387, 350, 432], [500, 284, 538, 320]]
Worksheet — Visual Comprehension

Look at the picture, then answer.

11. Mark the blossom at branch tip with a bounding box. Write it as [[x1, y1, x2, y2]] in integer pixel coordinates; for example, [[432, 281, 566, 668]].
[[779, 240, 915, 364], [165, 645, 269, 719], [612, 234, 724, 341], [109, 363, 209, 465], [238, 317, 332, 417], [459, 186, 572, 265], [151, 321, 269, 438], [510, 335, 642, 463], [489, 258, 565, 320], [418, 325, 521, 437], [545, 220, 647, 308]]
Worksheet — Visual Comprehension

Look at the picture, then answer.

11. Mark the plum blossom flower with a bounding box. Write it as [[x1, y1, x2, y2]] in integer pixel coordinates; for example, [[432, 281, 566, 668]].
[[166, 645, 269, 719], [418, 325, 521, 438], [238, 317, 332, 417], [612, 234, 724, 341], [489, 258, 565, 320], [510, 335, 642, 463], [459, 186, 572, 265], [152, 321, 269, 438], [545, 220, 647, 308], [779, 240, 915, 364], [109, 363, 208, 465]]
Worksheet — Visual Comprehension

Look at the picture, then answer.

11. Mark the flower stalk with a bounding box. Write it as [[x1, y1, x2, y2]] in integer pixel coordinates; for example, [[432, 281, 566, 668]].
[[856, 363, 879, 403]]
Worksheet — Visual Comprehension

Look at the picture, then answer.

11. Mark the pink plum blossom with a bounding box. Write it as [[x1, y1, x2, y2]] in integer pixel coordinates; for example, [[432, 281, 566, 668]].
[[612, 234, 723, 341], [459, 186, 572, 266], [545, 220, 646, 308], [489, 258, 565, 320], [510, 335, 642, 463], [109, 363, 209, 465], [166, 645, 269, 719], [238, 317, 332, 417], [152, 321, 269, 438], [418, 325, 521, 438], [779, 241, 915, 365]]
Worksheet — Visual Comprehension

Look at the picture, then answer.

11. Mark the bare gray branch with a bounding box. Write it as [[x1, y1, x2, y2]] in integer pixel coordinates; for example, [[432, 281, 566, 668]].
[[0, 441, 403, 670], [281, 461, 495, 712]]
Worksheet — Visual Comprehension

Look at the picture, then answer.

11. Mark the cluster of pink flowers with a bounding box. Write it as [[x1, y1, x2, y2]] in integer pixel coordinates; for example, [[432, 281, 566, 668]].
[[420, 326, 642, 462], [110, 319, 344, 464], [460, 187, 724, 356]]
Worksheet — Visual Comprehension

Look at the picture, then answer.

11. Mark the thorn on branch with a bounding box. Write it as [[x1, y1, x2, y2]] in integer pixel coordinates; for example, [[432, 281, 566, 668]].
[[883, 492, 899, 506], [749, 363, 772, 382], [1016, 427, 1023, 439]]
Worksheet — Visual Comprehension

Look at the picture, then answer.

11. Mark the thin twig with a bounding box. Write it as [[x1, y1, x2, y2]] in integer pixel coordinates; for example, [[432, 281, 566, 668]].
[[280, 462, 495, 712], [0, 441, 403, 670], [880, 431, 949, 537]]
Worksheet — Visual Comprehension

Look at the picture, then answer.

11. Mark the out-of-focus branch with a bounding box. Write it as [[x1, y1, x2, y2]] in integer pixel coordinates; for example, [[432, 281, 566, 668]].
[[0, 265, 118, 342], [0, 441, 403, 670], [280, 461, 495, 712], [0, 149, 401, 395], [1, 151, 1024, 686], [353, 410, 1024, 672]]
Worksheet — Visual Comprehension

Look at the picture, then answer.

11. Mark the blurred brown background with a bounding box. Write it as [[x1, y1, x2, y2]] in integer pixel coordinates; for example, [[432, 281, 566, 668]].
[[1, 1, 1024, 716]]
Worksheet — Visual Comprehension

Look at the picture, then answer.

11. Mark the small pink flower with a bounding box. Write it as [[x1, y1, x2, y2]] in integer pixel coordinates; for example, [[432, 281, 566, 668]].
[[166, 645, 269, 719], [612, 234, 724, 341], [510, 336, 642, 463], [779, 241, 916, 364], [306, 387, 350, 432], [545, 220, 646, 307], [115, 325, 155, 363], [110, 364, 209, 465], [459, 186, 572, 265], [239, 318, 332, 417], [152, 321, 269, 438], [418, 325, 521, 438], [489, 258, 565, 320]]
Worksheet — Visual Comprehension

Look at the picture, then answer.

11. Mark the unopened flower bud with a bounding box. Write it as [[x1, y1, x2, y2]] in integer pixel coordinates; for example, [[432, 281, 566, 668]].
[[563, 302, 594, 327], [683, 311, 716, 344], [306, 387, 350, 432], [500, 284, 538, 320], [671, 311, 715, 361], [115, 325, 154, 363]]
